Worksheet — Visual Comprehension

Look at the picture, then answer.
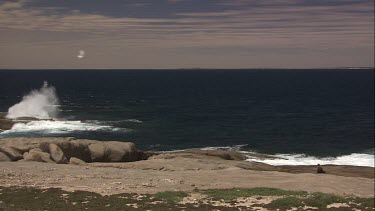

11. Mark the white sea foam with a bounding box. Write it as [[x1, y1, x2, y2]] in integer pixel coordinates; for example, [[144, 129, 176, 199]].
[[199, 144, 247, 152], [6, 81, 59, 119], [246, 153, 375, 167], [0, 120, 126, 135], [192, 144, 375, 167], [103, 119, 144, 124], [124, 119, 143, 123]]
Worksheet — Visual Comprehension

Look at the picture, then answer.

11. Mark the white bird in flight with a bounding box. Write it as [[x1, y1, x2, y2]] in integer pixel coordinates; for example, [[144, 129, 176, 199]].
[[77, 50, 85, 59]]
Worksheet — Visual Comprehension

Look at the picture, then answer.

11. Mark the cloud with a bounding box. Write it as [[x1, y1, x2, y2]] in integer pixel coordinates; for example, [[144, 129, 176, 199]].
[[0, 0, 373, 68], [0, 0, 372, 39], [126, 3, 148, 7], [167, 0, 187, 4], [0, 1, 171, 34]]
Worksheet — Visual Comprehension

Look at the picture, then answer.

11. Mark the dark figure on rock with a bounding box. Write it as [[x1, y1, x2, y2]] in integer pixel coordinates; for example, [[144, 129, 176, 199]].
[[317, 164, 326, 173]]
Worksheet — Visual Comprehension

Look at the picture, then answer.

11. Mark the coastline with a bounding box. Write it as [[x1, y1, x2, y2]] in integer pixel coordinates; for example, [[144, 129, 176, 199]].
[[1, 114, 374, 168], [0, 138, 374, 198]]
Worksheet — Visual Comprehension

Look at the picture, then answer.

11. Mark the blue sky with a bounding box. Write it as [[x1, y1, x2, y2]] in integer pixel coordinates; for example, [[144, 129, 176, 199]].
[[0, 0, 373, 69]]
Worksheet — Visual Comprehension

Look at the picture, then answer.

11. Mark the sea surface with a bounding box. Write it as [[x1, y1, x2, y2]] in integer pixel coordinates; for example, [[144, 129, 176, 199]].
[[0, 69, 374, 166]]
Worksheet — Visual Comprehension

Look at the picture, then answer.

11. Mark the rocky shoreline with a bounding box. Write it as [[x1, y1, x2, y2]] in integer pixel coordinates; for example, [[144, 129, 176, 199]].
[[0, 114, 14, 131], [0, 137, 148, 164], [1, 137, 373, 179], [0, 113, 42, 132], [0, 137, 374, 199]]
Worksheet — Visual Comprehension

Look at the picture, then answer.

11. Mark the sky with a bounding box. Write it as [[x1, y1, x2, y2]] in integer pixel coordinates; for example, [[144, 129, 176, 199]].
[[0, 0, 374, 69]]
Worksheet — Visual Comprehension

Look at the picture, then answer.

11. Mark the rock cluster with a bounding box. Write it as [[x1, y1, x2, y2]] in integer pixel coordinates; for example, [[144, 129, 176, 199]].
[[0, 137, 147, 164], [0, 114, 14, 131]]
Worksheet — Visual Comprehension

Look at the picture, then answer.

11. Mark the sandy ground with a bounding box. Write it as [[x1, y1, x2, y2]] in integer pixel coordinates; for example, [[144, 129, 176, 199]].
[[0, 153, 373, 197]]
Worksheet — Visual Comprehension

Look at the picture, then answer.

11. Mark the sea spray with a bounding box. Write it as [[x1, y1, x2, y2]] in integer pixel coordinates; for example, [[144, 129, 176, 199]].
[[6, 81, 59, 119]]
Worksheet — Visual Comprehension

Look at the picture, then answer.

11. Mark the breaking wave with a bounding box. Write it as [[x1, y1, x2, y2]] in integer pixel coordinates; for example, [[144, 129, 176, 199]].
[[94, 119, 144, 124], [199, 145, 248, 152], [0, 120, 127, 135], [198, 145, 374, 167], [6, 81, 59, 119]]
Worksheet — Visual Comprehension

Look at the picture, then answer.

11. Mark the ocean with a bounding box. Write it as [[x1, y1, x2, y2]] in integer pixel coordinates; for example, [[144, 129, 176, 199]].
[[0, 69, 374, 166]]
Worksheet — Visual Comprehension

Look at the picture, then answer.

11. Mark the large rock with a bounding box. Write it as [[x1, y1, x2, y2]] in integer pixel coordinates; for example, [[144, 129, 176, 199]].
[[49, 144, 68, 164], [23, 149, 54, 163], [183, 150, 247, 161], [14, 117, 40, 121], [0, 138, 39, 153], [0, 137, 144, 163], [0, 152, 11, 162], [0, 114, 15, 131], [88, 143, 106, 162], [39, 138, 94, 162], [69, 157, 86, 165], [39, 142, 68, 163], [88, 141, 141, 162], [68, 139, 95, 161], [0, 114, 39, 131], [106, 141, 139, 162], [0, 147, 23, 161]]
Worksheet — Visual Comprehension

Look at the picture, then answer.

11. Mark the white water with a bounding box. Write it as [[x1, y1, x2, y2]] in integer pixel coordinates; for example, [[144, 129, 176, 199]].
[[6, 81, 59, 119], [1, 82, 129, 135], [199, 145, 374, 167], [246, 153, 375, 167], [0, 120, 126, 134], [200, 145, 248, 152]]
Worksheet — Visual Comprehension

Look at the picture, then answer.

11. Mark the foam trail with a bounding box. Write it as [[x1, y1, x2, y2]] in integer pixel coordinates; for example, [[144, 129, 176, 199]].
[[200, 145, 247, 151], [0, 120, 126, 135], [246, 153, 375, 167], [6, 81, 59, 119]]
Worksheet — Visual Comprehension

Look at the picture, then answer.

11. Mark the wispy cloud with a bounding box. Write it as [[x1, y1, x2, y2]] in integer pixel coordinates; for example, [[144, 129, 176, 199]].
[[0, 0, 372, 38], [0, 0, 373, 68]]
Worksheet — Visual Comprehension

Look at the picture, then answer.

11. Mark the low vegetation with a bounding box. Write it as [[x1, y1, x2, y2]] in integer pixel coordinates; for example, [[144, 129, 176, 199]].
[[154, 191, 188, 203], [0, 186, 373, 210], [303, 192, 347, 208], [266, 196, 305, 210], [201, 187, 308, 200]]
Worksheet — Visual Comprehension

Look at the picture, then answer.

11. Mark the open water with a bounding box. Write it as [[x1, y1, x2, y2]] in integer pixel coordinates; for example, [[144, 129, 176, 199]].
[[0, 69, 373, 166]]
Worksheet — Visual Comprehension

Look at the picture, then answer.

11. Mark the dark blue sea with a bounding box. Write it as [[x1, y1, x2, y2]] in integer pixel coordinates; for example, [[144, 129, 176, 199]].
[[0, 69, 374, 166]]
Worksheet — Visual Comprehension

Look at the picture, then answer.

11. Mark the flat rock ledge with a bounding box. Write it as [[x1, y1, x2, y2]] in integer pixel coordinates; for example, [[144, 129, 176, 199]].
[[0, 137, 147, 164], [0, 113, 43, 131]]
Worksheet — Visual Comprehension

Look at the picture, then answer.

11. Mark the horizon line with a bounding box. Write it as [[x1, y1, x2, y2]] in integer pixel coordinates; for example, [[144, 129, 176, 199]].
[[0, 67, 374, 71]]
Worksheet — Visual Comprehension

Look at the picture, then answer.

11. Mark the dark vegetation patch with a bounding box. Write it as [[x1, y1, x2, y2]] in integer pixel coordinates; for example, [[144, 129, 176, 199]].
[[266, 196, 304, 210], [201, 187, 308, 201], [0, 186, 373, 211], [303, 192, 347, 208], [153, 191, 188, 203], [0, 187, 232, 211]]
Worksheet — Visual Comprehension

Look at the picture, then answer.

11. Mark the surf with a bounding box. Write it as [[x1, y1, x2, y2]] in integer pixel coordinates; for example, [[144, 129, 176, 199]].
[[246, 152, 375, 167], [0, 120, 126, 135], [6, 81, 59, 119], [1, 82, 127, 137]]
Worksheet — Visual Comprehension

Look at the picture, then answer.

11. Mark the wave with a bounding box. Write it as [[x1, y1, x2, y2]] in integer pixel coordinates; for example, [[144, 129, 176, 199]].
[[6, 81, 59, 119], [123, 119, 143, 123], [0, 120, 127, 135], [197, 145, 374, 167], [106, 119, 143, 124], [246, 153, 375, 167], [83, 119, 143, 125], [199, 144, 248, 152]]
